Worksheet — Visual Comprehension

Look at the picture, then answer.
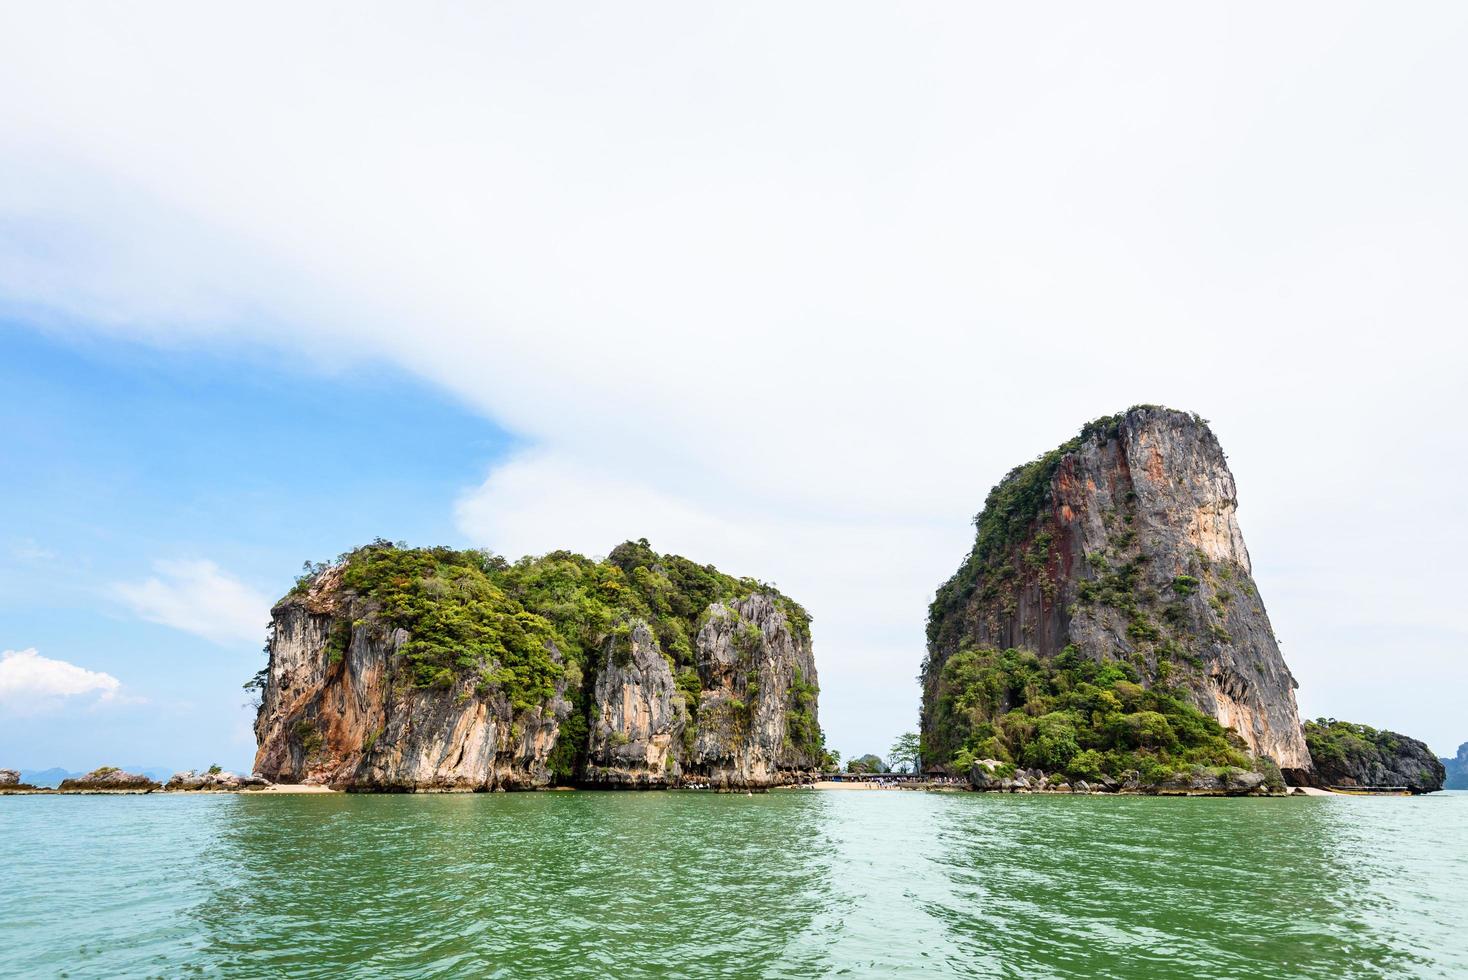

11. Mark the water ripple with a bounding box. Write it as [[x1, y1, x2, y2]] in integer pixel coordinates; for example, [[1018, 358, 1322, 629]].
[[1, 790, 1464, 978]]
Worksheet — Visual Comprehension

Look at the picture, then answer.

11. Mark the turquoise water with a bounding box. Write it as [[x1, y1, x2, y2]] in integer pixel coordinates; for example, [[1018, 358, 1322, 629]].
[[2, 790, 1464, 978]]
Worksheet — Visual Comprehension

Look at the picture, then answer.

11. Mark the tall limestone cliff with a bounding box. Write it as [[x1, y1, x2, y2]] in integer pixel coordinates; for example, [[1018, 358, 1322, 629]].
[[922, 406, 1312, 778], [252, 539, 823, 790]]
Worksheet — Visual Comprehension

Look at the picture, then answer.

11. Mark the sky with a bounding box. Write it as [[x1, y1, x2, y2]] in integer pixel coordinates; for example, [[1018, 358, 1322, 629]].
[[2, 3, 1466, 772]]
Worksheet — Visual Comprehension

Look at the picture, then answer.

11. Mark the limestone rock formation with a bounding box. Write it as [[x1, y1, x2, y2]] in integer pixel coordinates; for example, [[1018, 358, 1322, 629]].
[[583, 622, 688, 786], [686, 595, 823, 788], [1304, 719, 1445, 794], [580, 595, 822, 788], [0, 768, 19, 786], [57, 767, 161, 791], [252, 540, 823, 790], [923, 406, 1311, 776], [165, 769, 271, 791], [253, 564, 573, 791]]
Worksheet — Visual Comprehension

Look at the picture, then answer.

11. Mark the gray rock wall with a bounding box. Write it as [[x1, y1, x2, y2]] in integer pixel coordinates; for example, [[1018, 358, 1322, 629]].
[[924, 406, 1312, 774]]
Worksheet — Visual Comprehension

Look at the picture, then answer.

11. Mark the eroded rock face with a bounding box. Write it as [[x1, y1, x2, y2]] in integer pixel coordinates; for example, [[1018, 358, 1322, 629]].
[[0, 769, 18, 786], [583, 622, 687, 787], [577, 595, 822, 788], [254, 557, 821, 791], [687, 595, 823, 788], [254, 570, 572, 790], [925, 406, 1312, 774]]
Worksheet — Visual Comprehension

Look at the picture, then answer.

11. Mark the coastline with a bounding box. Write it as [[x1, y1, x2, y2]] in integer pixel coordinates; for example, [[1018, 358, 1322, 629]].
[[0, 784, 337, 796], [3, 780, 1352, 797]]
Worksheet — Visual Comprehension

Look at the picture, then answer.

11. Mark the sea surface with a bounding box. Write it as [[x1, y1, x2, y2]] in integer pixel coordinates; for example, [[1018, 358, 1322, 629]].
[[3, 789, 1465, 978]]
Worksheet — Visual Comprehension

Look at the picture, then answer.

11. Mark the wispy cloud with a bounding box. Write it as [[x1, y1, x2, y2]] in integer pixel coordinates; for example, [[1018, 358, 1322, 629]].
[[0, 648, 121, 710], [10, 539, 56, 561], [111, 560, 270, 647]]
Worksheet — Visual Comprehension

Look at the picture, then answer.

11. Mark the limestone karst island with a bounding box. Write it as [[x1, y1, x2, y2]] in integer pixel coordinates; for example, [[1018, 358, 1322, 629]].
[[250, 539, 824, 790], [12, 406, 1441, 798]]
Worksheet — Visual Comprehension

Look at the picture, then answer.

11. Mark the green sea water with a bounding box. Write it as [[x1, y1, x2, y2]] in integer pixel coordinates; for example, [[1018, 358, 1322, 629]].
[[3, 790, 1464, 978]]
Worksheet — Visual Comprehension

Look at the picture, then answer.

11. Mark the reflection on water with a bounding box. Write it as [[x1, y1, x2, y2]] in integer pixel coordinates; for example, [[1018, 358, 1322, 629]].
[[2, 790, 1465, 978], [197, 792, 836, 978], [925, 795, 1429, 978]]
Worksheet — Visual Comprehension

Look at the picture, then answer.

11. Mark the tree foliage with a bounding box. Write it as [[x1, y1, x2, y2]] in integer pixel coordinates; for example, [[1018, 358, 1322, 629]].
[[888, 731, 921, 773], [925, 645, 1260, 783]]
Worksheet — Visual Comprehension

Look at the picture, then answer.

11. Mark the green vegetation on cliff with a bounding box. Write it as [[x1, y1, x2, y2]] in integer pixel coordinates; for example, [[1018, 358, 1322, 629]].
[[926, 412, 1132, 649], [925, 646, 1274, 785], [926, 406, 1215, 654], [338, 545, 564, 710], [289, 538, 821, 774], [1303, 719, 1400, 771], [1304, 718, 1446, 792]]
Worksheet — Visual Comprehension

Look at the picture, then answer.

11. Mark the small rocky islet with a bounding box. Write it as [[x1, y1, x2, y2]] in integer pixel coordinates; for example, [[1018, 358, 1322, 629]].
[[6, 407, 1447, 797], [0, 766, 268, 794]]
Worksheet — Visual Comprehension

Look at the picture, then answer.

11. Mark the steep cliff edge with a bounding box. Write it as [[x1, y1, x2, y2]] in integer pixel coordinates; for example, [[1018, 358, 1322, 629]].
[[251, 539, 824, 790], [922, 406, 1311, 780]]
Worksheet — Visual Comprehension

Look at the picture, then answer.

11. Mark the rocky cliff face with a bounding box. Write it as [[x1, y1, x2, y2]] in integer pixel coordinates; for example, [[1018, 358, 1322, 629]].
[[253, 541, 823, 790], [923, 406, 1312, 775], [1304, 719, 1445, 794], [582, 595, 821, 788], [253, 565, 571, 791]]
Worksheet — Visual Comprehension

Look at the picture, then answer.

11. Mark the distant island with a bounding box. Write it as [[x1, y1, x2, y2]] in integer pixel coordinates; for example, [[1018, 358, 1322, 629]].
[[1441, 743, 1468, 790]]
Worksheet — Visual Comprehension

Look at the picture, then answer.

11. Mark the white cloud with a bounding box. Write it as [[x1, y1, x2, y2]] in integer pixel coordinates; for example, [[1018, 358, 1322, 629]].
[[2, 5, 1467, 752], [0, 648, 121, 709], [10, 539, 55, 561], [112, 560, 271, 647]]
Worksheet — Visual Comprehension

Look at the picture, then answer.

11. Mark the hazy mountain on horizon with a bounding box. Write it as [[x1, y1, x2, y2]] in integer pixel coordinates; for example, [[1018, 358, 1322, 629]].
[[1442, 743, 1468, 790]]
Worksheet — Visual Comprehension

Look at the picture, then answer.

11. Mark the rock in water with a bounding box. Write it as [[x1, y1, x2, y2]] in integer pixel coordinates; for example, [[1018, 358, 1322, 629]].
[[0, 769, 19, 786], [1304, 719, 1445, 793], [923, 406, 1311, 777], [166, 769, 270, 791], [57, 767, 161, 791], [252, 540, 823, 790]]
